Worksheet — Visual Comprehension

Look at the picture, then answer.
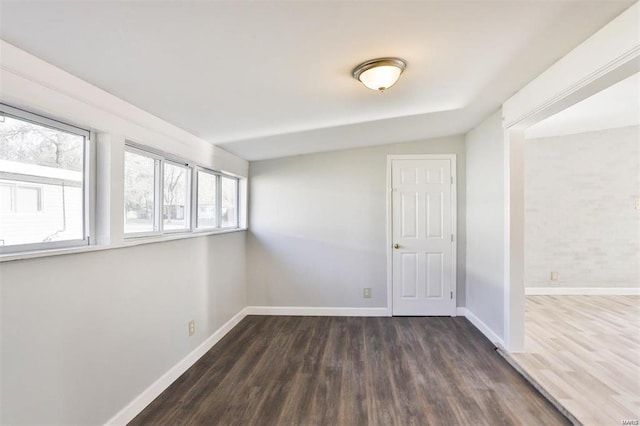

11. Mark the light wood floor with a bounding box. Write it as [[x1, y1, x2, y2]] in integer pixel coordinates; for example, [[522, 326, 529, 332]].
[[132, 316, 568, 425], [512, 295, 640, 426]]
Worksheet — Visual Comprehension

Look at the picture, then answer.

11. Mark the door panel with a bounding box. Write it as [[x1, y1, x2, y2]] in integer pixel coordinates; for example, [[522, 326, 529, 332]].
[[426, 252, 444, 298], [400, 192, 418, 238], [426, 192, 444, 238], [392, 158, 455, 316], [401, 253, 418, 298]]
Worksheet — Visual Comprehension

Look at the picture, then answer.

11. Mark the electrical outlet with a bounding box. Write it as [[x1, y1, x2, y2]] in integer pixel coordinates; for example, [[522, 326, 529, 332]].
[[188, 320, 195, 336], [550, 272, 559, 281], [363, 288, 371, 299]]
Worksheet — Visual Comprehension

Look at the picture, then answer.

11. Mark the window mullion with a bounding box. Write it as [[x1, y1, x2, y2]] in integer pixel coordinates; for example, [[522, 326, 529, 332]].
[[156, 158, 163, 233], [186, 166, 192, 231], [216, 173, 222, 229], [234, 179, 240, 228], [191, 167, 198, 231]]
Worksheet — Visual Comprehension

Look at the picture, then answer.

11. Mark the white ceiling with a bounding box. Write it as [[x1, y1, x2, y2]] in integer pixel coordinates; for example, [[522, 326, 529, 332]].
[[526, 72, 640, 139], [0, 1, 635, 160]]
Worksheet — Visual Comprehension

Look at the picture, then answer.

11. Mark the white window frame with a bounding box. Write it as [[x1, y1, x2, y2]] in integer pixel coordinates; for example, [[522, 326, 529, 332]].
[[124, 142, 241, 239], [219, 174, 240, 230], [0, 103, 92, 254], [193, 167, 219, 231], [124, 142, 195, 238], [162, 159, 191, 234], [123, 145, 162, 238]]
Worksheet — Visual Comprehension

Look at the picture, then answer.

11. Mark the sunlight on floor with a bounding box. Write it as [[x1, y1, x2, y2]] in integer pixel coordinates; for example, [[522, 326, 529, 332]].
[[512, 295, 640, 425]]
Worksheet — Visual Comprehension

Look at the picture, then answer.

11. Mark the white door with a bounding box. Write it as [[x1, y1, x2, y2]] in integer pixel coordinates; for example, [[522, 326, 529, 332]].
[[391, 156, 456, 316]]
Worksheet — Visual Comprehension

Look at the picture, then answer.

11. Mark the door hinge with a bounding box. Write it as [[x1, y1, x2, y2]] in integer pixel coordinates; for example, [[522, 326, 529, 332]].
[[450, 291, 453, 299], [451, 234, 454, 242], [450, 176, 454, 184]]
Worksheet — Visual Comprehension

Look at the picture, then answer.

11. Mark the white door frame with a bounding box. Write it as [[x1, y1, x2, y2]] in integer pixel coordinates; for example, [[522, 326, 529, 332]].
[[386, 154, 457, 316]]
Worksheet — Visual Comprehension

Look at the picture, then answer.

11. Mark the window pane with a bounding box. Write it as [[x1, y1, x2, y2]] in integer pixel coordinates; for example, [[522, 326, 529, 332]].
[[0, 114, 84, 246], [124, 151, 156, 233], [163, 162, 188, 231], [221, 176, 238, 228], [197, 171, 216, 228]]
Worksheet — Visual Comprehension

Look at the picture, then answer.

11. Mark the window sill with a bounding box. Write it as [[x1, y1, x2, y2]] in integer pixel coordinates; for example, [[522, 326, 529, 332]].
[[0, 228, 247, 263]]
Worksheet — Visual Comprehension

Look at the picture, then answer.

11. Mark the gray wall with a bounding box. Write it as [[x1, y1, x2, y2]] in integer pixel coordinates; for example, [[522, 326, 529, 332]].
[[247, 136, 466, 308], [525, 125, 640, 288], [0, 232, 246, 425], [465, 110, 506, 340]]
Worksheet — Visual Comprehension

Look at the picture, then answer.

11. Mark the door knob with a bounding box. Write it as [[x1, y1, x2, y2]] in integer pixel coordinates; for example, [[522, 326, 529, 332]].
[[394, 243, 400, 249]]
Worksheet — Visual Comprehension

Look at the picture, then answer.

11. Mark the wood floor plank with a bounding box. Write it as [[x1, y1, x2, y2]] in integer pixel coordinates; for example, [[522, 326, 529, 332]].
[[512, 295, 640, 426], [130, 316, 569, 426]]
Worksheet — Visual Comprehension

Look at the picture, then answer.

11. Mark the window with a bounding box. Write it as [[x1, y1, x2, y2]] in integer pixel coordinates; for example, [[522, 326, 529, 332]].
[[124, 144, 193, 236], [0, 104, 90, 252], [196, 170, 238, 230], [0, 105, 242, 254], [196, 170, 217, 229], [221, 175, 238, 228], [124, 149, 158, 234], [163, 161, 190, 232], [124, 143, 241, 238]]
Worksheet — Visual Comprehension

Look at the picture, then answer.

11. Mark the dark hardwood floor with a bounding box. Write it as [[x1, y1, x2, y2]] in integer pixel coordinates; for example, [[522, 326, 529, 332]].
[[130, 316, 570, 426]]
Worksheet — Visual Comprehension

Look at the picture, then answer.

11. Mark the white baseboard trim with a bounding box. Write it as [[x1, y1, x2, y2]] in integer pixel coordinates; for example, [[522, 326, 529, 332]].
[[525, 287, 640, 296], [105, 307, 249, 426], [457, 307, 504, 348], [105, 304, 504, 424], [245, 306, 392, 317]]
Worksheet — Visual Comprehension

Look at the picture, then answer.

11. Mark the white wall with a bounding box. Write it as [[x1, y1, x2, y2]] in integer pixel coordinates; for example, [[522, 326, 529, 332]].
[[247, 136, 466, 309], [0, 41, 248, 425], [465, 109, 506, 341], [0, 233, 246, 425], [525, 125, 640, 289]]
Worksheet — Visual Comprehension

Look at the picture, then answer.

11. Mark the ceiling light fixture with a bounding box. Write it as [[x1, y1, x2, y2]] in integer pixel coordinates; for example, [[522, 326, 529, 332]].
[[352, 57, 407, 92]]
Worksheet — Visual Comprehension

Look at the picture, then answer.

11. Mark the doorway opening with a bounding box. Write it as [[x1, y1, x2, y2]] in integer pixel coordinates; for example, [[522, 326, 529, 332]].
[[508, 71, 639, 424]]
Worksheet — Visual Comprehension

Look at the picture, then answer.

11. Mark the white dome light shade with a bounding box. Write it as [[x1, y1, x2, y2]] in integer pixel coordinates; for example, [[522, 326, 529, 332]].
[[359, 65, 402, 91], [352, 58, 406, 92]]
